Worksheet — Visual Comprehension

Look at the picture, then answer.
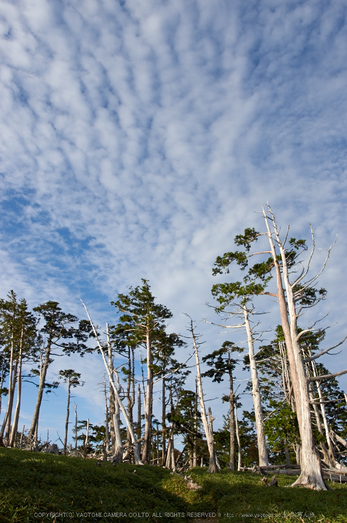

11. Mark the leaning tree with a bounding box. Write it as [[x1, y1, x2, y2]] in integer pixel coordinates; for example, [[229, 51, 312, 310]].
[[214, 203, 346, 489]]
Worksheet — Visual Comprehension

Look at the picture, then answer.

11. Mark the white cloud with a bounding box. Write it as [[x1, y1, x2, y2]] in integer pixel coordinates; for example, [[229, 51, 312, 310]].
[[0, 0, 346, 443]]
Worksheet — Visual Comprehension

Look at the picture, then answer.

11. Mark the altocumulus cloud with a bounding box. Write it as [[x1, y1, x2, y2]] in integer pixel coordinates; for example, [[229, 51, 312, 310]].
[[0, 0, 346, 437]]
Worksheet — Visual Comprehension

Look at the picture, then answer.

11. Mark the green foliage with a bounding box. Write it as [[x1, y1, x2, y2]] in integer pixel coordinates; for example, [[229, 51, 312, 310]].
[[33, 301, 92, 356], [234, 227, 260, 252], [202, 341, 242, 383], [168, 389, 202, 449], [59, 369, 83, 388], [212, 251, 248, 274], [211, 229, 275, 312], [264, 401, 300, 455]]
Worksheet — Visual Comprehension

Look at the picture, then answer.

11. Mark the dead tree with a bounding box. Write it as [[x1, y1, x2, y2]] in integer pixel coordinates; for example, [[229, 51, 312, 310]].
[[186, 315, 220, 473]]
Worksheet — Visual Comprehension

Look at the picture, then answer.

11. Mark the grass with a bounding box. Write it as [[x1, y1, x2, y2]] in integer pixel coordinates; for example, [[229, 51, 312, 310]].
[[1, 448, 347, 523]]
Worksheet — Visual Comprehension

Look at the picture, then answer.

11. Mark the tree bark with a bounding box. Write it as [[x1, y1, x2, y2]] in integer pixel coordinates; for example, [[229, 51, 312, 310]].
[[161, 375, 166, 465], [0, 334, 16, 444], [82, 305, 140, 464], [142, 330, 153, 464], [63, 380, 71, 455], [9, 327, 24, 447], [234, 404, 242, 471], [264, 206, 328, 490], [243, 306, 269, 467], [190, 318, 221, 473], [28, 342, 52, 445]]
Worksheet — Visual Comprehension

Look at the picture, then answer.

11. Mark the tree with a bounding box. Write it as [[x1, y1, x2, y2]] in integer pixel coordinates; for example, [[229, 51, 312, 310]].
[[28, 301, 90, 445], [262, 205, 335, 489], [59, 369, 84, 454], [151, 331, 187, 465], [186, 315, 221, 473], [81, 301, 141, 464], [111, 279, 174, 464], [211, 264, 270, 467], [167, 388, 204, 469], [202, 341, 242, 470], [108, 322, 135, 460], [0, 292, 38, 446], [216, 203, 346, 489]]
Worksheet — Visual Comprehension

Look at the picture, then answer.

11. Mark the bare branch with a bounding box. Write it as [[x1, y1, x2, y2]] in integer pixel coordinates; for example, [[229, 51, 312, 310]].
[[307, 368, 347, 383], [292, 225, 316, 287], [296, 315, 330, 340], [203, 319, 245, 330], [293, 231, 337, 289], [80, 299, 141, 464], [304, 336, 347, 362]]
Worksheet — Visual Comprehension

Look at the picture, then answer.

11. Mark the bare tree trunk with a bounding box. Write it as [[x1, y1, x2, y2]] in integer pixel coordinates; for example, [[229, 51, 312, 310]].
[[161, 375, 166, 465], [74, 404, 78, 453], [83, 418, 89, 456], [113, 411, 123, 463], [229, 387, 236, 470], [243, 306, 269, 467], [137, 384, 142, 440], [192, 378, 198, 468], [0, 335, 16, 444], [63, 380, 71, 455], [235, 404, 242, 471], [264, 206, 327, 490], [165, 423, 176, 471], [107, 330, 116, 455], [103, 379, 109, 454], [142, 330, 153, 464], [310, 360, 337, 466], [28, 342, 51, 444], [82, 305, 141, 464], [189, 317, 220, 473], [10, 328, 24, 447], [125, 346, 135, 456], [0, 356, 6, 416]]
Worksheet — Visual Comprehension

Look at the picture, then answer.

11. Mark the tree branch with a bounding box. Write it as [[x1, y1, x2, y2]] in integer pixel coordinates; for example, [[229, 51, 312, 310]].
[[307, 368, 347, 382], [303, 336, 347, 362]]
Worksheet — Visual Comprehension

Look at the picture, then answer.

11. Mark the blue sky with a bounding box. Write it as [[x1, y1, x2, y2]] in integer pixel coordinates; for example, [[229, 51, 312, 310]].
[[1, 0, 347, 447]]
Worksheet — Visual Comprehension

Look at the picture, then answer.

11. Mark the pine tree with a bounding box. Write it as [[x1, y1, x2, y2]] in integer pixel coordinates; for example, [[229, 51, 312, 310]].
[[59, 369, 84, 454], [202, 341, 242, 470], [28, 301, 90, 445], [0, 292, 38, 446], [111, 279, 174, 464]]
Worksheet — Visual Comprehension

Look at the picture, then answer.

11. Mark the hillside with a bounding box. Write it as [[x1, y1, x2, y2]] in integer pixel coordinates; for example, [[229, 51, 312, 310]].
[[1, 448, 347, 523]]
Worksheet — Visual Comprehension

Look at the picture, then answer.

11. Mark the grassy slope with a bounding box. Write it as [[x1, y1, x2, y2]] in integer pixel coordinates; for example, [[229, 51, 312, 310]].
[[1, 448, 347, 523]]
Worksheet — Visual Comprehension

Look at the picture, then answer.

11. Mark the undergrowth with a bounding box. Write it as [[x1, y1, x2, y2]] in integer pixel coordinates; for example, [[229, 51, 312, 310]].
[[1, 448, 347, 523]]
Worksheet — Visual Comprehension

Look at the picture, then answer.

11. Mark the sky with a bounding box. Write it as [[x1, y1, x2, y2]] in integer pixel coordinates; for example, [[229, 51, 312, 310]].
[[0, 0, 347, 450]]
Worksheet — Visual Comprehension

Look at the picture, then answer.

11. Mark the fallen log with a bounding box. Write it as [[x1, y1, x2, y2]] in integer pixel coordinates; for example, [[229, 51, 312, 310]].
[[322, 468, 347, 483]]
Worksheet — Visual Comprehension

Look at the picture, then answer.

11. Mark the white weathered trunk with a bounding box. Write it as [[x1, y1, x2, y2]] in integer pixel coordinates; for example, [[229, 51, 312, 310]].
[[243, 307, 269, 467], [84, 418, 89, 453], [229, 375, 236, 470], [0, 334, 16, 442], [113, 412, 123, 463], [74, 404, 78, 452], [82, 304, 141, 464], [28, 343, 51, 445], [63, 381, 71, 455], [161, 376, 166, 465], [235, 404, 242, 471], [164, 423, 176, 471], [311, 361, 336, 465], [264, 207, 327, 489], [190, 319, 221, 473], [142, 330, 153, 464], [10, 327, 24, 447]]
